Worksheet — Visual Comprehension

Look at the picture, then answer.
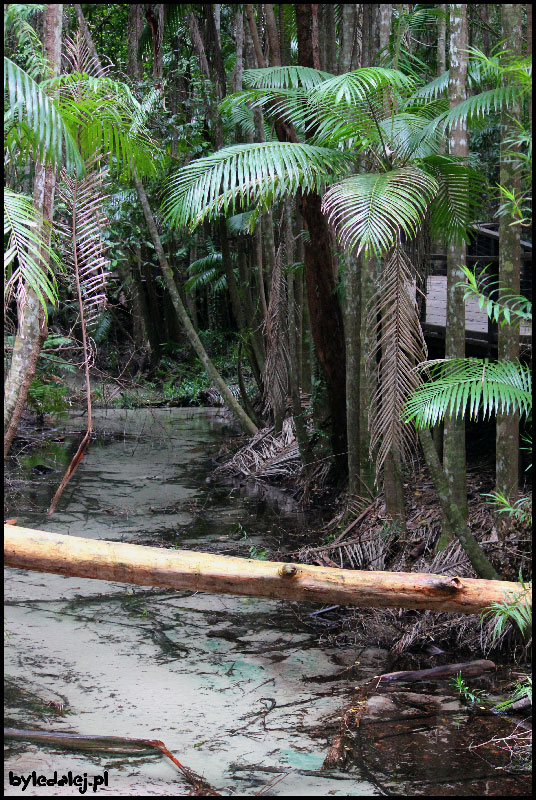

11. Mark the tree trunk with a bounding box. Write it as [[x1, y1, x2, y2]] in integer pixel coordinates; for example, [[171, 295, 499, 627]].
[[7, 524, 521, 612], [345, 247, 373, 498], [338, 3, 357, 73], [419, 430, 500, 580], [4, 3, 63, 458], [437, 3, 447, 74], [359, 256, 377, 493], [379, 4, 393, 57], [296, 4, 347, 464], [285, 203, 313, 468], [133, 174, 257, 436], [127, 4, 144, 80], [439, 3, 468, 550], [496, 4, 523, 510]]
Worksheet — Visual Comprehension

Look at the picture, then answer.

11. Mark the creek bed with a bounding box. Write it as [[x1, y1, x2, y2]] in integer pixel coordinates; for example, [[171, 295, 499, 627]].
[[4, 409, 531, 796]]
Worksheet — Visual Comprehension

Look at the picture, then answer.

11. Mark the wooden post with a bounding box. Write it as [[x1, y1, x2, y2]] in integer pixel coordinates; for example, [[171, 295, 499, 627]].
[[4, 526, 529, 615]]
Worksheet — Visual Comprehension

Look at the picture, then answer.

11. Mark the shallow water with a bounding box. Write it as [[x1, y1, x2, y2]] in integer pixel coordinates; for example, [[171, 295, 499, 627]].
[[5, 409, 380, 796], [4, 409, 531, 796]]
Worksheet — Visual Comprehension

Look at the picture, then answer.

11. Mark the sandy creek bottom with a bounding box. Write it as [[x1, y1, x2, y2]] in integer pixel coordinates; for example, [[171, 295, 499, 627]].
[[4, 409, 531, 796]]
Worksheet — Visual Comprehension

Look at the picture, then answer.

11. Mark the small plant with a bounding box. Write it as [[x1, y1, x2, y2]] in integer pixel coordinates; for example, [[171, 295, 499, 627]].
[[248, 544, 268, 561], [27, 378, 69, 416], [234, 522, 268, 560], [451, 673, 487, 707], [481, 574, 532, 644], [494, 675, 532, 711], [484, 490, 532, 525]]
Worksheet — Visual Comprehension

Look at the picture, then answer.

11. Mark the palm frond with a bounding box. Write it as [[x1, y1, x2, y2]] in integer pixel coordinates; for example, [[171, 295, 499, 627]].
[[458, 264, 532, 327], [403, 358, 532, 429], [420, 155, 486, 244], [321, 167, 438, 257], [243, 65, 333, 90], [367, 244, 428, 476], [162, 142, 350, 230], [226, 210, 259, 235], [422, 85, 528, 141], [309, 67, 415, 106], [4, 187, 59, 314], [4, 3, 46, 79], [4, 56, 84, 175], [57, 156, 111, 331], [50, 69, 158, 178]]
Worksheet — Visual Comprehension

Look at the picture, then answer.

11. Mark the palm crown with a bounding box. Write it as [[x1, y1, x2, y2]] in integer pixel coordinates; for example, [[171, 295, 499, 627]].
[[161, 64, 486, 474]]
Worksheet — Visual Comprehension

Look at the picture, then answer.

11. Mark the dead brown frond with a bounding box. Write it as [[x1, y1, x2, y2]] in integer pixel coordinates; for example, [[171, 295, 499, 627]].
[[62, 30, 109, 78], [57, 158, 110, 331], [367, 242, 427, 478]]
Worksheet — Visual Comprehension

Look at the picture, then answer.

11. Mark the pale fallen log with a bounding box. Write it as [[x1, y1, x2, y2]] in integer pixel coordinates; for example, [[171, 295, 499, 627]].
[[4, 525, 531, 615]]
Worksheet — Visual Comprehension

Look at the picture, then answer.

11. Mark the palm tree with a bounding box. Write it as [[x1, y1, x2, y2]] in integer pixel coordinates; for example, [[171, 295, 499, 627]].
[[161, 63, 484, 481], [4, 9, 157, 458]]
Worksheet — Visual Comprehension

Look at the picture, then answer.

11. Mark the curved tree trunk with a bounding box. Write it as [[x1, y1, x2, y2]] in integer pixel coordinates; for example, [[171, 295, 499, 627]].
[[133, 175, 258, 436], [4, 3, 63, 458]]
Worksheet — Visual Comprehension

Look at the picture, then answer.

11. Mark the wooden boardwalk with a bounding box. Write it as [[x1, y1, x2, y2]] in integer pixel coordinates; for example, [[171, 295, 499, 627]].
[[423, 275, 532, 344]]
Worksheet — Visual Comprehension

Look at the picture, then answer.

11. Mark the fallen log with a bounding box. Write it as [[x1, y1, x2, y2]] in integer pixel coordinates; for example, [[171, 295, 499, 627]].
[[374, 659, 496, 684], [4, 525, 531, 615]]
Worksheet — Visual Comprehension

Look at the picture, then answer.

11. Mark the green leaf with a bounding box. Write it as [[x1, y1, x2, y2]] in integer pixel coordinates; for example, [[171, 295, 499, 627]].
[[321, 167, 438, 257], [162, 142, 350, 230]]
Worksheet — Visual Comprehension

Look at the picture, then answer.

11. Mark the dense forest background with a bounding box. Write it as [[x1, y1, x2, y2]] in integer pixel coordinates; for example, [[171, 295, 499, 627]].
[[4, 4, 532, 580]]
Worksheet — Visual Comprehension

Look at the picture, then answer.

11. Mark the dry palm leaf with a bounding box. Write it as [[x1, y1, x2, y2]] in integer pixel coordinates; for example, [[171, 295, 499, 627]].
[[367, 242, 427, 478], [47, 34, 111, 515]]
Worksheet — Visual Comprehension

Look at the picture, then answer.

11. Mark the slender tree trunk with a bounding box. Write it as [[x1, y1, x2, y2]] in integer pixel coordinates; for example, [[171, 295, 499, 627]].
[[73, 4, 100, 67], [127, 4, 144, 80], [377, 4, 406, 521], [437, 4, 447, 74], [133, 175, 257, 435], [231, 7, 244, 92], [345, 249, 361, 497], [285, 202, 313, 468], [316, 5, 334, 73], [419, 429, 500, 580], [496, 4, 523, 510], [264, 4, 281, 65], [379, 4, 393, 58], [4, 3, 63, 458], [338, 4, 357, 73], [438, 3, 468, 550]]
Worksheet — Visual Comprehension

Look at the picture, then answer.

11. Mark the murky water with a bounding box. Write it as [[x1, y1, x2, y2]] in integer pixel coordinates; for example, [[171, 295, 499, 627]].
[[4, 410, 531, 796]]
